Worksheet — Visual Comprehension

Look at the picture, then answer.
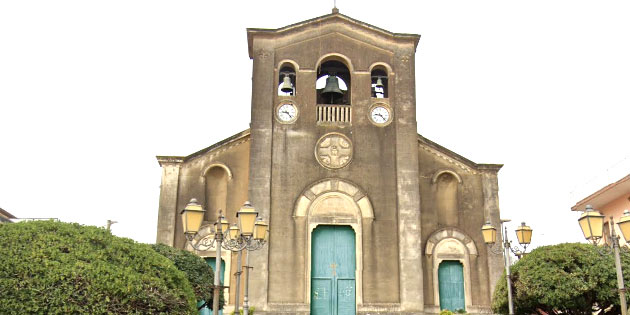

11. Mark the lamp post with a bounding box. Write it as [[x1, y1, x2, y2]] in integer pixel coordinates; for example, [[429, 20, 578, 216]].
[[242, 217, 267, 315], [577, 205, 630, 315], [181, 198, 268, 315], [481, 219, 533, 315]]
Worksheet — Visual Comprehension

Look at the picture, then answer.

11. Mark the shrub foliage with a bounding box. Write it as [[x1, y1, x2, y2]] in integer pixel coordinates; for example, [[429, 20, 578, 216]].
[[0, 220, 197, 314], [151, 243, 224, 310], [492, 242, 630, 314]]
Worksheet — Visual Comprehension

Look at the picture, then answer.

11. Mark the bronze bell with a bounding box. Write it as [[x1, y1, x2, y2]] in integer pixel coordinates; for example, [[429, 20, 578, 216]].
[[280, 75, 294, 94], [374, 77, 385, 98], [321, 75, 344, 103], [375, 77, 384, 90]]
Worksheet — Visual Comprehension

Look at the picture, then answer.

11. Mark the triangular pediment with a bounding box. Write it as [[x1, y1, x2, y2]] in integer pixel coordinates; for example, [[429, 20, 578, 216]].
[[247, 11, 420, 59], [418, 134, 503, 175]]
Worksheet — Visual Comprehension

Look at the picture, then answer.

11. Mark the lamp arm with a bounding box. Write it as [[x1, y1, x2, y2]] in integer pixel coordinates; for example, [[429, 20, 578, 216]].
[[486, 242, 504, 255], [186, 233, 217, 251]]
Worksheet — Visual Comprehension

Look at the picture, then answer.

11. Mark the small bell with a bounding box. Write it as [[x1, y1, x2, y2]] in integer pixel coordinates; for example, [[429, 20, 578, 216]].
[[375, 77, 384, 90], [280, 75, 294, 94], [321, 75, 344, 104]]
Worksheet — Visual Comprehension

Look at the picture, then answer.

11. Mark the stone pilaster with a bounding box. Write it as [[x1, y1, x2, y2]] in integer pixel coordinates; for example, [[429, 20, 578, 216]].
[[247, 43, 275, 311], [480, 166, 503, 303], [156, 156, 183, 246], [394, 47, 423, 311]]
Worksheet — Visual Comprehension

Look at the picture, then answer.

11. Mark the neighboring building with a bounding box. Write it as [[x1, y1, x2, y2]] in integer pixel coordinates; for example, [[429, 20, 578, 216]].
[[0, 207, 16, 223], [156, 9, 504, 314], [572, 174, 630, 244]]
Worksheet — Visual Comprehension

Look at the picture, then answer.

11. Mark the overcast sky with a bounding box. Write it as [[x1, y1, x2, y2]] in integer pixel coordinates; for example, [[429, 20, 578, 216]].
[[1, 1, 629, 246]]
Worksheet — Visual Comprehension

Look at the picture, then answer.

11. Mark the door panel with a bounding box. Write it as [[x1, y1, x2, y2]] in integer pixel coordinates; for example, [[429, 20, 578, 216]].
[[438, 260, 465, 311], [311, 225, 356, 315], [336, 279, 356, 315], [312, 279, 333, 315]]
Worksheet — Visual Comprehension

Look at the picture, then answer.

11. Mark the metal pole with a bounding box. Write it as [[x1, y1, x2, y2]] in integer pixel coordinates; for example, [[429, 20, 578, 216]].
[[233, 249, 243, 314], [610, 216, 628, 315], [243, 251, 251, 315], [213, 230, 223, 314], [503, 225, 515, 315]]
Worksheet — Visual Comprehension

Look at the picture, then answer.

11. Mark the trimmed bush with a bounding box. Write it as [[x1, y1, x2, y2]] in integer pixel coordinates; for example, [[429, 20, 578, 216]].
[[0, 220, 197, 314], [492, 242, 630, 314], [151, 243, 225, 310]]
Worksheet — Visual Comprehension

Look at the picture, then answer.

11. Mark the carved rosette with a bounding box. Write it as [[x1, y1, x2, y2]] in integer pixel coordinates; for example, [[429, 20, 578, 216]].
[[315, 132, 353, 169]]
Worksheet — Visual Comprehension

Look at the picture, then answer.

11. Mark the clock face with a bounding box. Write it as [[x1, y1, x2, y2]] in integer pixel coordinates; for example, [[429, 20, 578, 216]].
[[277, 103, 297, 123], [370, 106, 391, 125]]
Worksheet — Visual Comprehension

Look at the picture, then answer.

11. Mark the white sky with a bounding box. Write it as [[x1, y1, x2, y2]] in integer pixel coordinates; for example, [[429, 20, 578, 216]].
[[1, 1, 629, 247]]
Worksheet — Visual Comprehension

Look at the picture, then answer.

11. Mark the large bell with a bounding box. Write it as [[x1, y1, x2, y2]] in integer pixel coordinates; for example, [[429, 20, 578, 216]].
[[321, 75, 344, 103], [280, 75, 294, 94]]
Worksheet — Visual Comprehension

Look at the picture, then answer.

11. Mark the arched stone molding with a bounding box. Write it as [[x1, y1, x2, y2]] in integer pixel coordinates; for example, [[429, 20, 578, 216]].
[[187, 224, 232, 310], [368, 62, 394, 76], [293, 178, 374, 219], [277, 59, 300, 72], [200, 163, 233, 182], [425, 228, 477, 311], [315, 53, 355, 73], [431, 169, 462, 185], [296, 178, 373, 309]]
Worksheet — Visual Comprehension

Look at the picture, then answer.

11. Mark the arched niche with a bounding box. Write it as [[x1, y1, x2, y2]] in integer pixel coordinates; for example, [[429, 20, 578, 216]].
[[201, 163, 232, 222], [425, 228, 477, 311], [294, 178, 373, 308], [433, 169, 461, 227]]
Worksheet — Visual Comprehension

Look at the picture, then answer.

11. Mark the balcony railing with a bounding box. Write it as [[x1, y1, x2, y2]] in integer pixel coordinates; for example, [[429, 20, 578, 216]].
[[317, 104, 351, 123]]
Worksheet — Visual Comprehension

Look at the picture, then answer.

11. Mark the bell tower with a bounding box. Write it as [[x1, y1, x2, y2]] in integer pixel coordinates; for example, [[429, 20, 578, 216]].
[[245, 9, 423, 314]]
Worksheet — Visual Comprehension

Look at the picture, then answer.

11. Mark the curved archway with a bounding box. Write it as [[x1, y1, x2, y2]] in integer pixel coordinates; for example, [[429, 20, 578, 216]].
[[425, 228, 477, 311], [295, 178, 373, 308]]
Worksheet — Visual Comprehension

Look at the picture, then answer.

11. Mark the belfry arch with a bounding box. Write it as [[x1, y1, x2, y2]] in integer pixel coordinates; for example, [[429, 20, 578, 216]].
[[293, 178, 374, 308]]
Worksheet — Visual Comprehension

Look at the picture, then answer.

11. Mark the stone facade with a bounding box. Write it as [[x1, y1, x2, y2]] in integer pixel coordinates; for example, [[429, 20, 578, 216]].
[[156, 10, 503, 314]]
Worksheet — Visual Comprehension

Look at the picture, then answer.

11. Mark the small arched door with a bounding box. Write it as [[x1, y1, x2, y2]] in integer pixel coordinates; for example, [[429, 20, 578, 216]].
[[311, 225, 356, 315], [438, 260, 465, 312]]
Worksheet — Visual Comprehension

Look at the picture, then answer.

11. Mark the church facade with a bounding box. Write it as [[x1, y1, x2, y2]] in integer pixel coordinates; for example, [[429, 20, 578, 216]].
[[156, 10, 504, 314]]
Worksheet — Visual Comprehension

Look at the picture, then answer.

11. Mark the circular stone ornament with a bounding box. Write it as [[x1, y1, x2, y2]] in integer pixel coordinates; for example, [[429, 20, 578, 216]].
[[315, 132, 353, 169]]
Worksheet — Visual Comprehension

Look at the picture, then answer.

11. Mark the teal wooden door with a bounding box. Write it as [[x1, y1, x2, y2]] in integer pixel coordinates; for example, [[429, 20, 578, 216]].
[[311, 225, 356, 315], [438, 260, 465, 312], [200, 258, 225, 315]]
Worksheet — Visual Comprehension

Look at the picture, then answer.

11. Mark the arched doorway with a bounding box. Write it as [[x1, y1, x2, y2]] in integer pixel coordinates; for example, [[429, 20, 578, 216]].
[[311, 225, 356, 315], [438, 260, 465, 312]]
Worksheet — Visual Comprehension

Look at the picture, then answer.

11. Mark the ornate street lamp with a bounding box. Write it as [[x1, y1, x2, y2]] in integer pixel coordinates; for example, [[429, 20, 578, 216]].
[[180, 199, 267, 314], [577, 205, 630, 315], [482, 219, 533, 315]]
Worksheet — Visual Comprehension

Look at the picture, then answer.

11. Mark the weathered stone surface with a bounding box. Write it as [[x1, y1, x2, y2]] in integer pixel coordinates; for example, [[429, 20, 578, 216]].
[[156, 10, 503, 314]]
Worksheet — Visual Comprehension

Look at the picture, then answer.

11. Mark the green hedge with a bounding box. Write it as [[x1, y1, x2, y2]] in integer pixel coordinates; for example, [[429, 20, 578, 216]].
[[0, 220, 197, 314], [492, 242, 630, 314], [152, 243, 225, 310]]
